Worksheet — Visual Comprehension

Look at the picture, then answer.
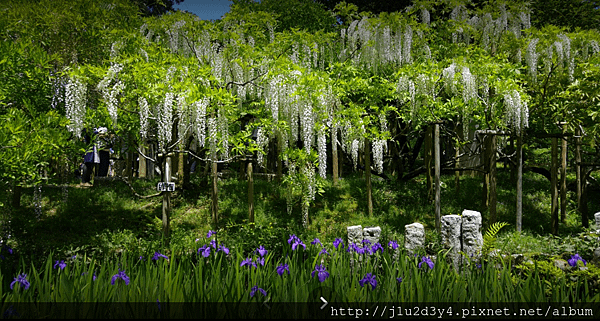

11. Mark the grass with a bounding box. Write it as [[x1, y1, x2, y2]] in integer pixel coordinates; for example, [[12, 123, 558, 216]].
[[1, 166, 600, 315], [1, 165, 599, 267]]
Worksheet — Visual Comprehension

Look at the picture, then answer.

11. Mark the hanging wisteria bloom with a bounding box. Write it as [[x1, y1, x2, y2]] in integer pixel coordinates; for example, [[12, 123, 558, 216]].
[[359, 273, 377, 290], [111, 270, 130, 285], [288, 234, 306, 250], [311, 264, 330, 282], [568, 254, 587, 267], [277, 263, 290, 276], [250, 285, 267, 298], [419, 256, 435, 270], [152, 252, 169, 261], [10, 274, 30, 290], [54, 260, 66, 270]]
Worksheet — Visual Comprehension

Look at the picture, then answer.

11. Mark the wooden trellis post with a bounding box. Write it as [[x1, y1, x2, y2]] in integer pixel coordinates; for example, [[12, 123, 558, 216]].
[[162, 156, 171, 242], [434, 122, 441, 233], [365, 138, 373, 217], [559, 122, 567, 224], [516, 134, 523, 233], [551, 136, 559, 235], [248, 161, 254, 224]]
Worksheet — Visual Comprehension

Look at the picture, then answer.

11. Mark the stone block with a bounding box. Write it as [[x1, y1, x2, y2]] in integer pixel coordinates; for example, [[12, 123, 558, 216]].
[[404, 223, 425, 254], [363, 226, 381, 245], [462, 209, 483, 259], [347, 225, 363, 246], [441, 214, 462, 269]]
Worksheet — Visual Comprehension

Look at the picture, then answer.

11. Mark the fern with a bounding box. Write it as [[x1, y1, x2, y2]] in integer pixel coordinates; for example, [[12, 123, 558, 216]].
[[482, 221, 509, 255]]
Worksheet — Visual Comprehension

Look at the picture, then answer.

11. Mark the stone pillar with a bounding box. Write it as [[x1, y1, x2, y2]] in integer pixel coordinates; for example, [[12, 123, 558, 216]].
[[462, 210, 483, 260], [441, 214, 462, 270], [404, 223, 425, 255], [363, 226, 381, 245], [595, 212, 600, 231], [347, 225, 363, 246]]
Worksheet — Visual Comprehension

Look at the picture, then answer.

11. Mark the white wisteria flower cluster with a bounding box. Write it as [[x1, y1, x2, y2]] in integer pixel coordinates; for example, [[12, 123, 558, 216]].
[[65, 76, 87, 138]]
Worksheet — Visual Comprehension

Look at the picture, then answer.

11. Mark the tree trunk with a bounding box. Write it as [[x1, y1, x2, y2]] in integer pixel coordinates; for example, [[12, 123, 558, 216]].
[[434, 123, 441, 234], [178, 150, 184, 183], [162, 157, 171, 243], [455, 121, 462, 197], [211, 160, 219, 226], [138, 142, 147, 179], [276, 132, 283, 183], [126, 149, 133, 180], [560, 126, 567, 224], [489, 135, 497, 224], [425, 125, 433, 203], [576, 127, 588, 228], [365, 139, 373, 217], [482, 134, 490, 210], [551, 137, 559, 235], [12, 183, 21, 209], [148, 143, 155, 180], [248, 162, 254, 224], [516, 134, 523, 233]]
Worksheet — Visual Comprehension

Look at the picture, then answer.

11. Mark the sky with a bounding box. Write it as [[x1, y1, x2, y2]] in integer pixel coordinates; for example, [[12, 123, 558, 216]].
[[172, 0, 234, 21]]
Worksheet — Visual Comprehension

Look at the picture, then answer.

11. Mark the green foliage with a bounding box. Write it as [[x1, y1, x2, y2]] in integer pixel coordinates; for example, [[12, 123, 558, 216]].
[[482, 221, 509, 255]]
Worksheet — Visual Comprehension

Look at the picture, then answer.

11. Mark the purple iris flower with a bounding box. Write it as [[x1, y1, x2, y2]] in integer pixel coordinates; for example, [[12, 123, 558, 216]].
[[396, 277, 403, 283], [333, 238, 344, 249], [418, 256, 434, 270], [277, 263, 290, 276], [209, 240, 217, 248], [256, 246, 268, 257], [10, 274, 30, 290], [311, 238, 322, 246], [362, 239, 372, 245], [568, 254, 587, 267], [241, 258, 257, 268], [156, 299, 161, 312], [250, 285, 267, 297], [111, 270, 130, 285], [206, 230, 216, 238], [359, 273, 377, 290], [217, 244, 230, 255], [54, 260, 66, 270], [311, 264, 330, 282], [319, 247, 329, 256], [255, 257, 265, 266], [198, 245, 211, 257], [288, 234, 306, 250], [388, 240, 399, 250], [152, 252, 169, 261], [371, 243, 384, 254]]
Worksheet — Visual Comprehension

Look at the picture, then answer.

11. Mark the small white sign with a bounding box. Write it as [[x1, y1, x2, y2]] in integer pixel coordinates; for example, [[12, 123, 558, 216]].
[[157, 182, 175, 192]]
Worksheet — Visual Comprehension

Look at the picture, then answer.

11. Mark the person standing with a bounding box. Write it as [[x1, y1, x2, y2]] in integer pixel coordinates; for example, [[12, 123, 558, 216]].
[[81, 128, 101, 186]]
